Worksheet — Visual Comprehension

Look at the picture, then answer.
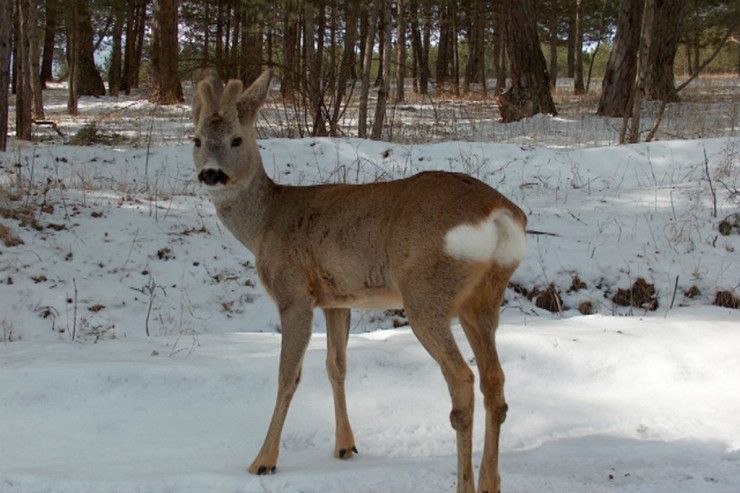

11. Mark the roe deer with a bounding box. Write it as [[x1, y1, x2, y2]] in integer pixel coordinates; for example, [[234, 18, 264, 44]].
[[192, 69, 527, 493]]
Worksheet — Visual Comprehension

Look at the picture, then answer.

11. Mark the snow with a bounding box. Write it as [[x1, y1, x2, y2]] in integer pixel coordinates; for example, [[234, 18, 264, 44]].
[[1, 309, 739, 492], [1, 96, 739, 491]]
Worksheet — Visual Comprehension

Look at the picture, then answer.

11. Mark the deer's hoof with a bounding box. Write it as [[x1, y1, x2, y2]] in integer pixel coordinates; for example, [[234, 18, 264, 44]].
[[335, 445, 358, 460], [249, 464, 276, 475]]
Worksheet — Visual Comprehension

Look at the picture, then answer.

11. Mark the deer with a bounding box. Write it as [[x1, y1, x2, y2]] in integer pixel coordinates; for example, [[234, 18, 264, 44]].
[[191, 69, 527, 493]]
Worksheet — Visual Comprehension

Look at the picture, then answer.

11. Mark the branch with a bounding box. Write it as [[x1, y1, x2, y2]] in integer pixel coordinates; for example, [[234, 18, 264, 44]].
[[675, 21, 738, 93]]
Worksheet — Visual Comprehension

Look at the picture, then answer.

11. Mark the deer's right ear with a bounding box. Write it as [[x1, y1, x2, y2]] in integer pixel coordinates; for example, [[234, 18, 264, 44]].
[[193, 80, 218, 125], [237, 69, 272, 123]]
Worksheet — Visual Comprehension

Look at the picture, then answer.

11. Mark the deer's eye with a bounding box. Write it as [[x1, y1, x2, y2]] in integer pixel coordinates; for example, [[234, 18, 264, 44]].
[[231, 137, 243, 147], [193, 137, 202, 148]]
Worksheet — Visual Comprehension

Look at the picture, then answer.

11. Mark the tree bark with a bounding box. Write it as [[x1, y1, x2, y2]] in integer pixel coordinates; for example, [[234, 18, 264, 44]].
[[149, 0, 183, 104], [497, 0, 557, 122], [597, 0, 644, 117], [65, 0, 79, 114], [40, 0, 59, 87], [16, 0, 33, 139], [27, 0, 44, 118], [567, 10, 576, 78], [464, 0, 485, 92], [108, 1, 124, 96], [330, 0, 357, 134], [493, 0, 506, 92], [395, 0, 405, 102], [73, 1, 105, 96], [358, 0, 377, 138], [549, 16, 558, 90], [573, 0, 585, 94], [371, 0, 391, 140], [644, 0, 685, 102], [0, 0, 13, 150]]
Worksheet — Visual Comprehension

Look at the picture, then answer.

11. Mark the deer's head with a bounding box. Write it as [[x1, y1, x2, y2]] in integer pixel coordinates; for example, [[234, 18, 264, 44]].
[[192, 69, 271, 189]]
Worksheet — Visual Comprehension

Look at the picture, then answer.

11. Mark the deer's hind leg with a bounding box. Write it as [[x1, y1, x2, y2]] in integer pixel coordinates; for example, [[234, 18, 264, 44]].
[[401, 273, 477, 493], [324, 308, 357, 460], [458, 266, 514, 493]]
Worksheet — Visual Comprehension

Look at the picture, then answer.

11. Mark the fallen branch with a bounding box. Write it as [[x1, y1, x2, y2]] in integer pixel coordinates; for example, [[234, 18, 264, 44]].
[[32, 119, 65, 139]]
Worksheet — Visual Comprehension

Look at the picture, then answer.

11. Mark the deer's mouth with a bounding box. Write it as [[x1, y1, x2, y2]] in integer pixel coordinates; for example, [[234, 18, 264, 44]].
[[198, 168, 230, 187]]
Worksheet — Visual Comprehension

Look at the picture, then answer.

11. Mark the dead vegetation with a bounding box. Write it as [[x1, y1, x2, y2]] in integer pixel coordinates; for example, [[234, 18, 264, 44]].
[[612, 278, 659, 311], [534, 284, 563, 313], [713, 291, 739, 309]]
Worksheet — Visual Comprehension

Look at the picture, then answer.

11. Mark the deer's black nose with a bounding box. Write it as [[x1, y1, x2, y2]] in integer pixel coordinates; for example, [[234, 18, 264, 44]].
[[198, 168, 229, 186]]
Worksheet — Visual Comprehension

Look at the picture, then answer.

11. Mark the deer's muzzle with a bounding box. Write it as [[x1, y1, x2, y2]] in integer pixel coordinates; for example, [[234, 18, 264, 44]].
[[198, 168, 230, 186]]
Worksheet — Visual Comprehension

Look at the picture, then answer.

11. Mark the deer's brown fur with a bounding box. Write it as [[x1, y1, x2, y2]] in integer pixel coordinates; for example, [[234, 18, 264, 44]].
[[192, 69, 527, 493]]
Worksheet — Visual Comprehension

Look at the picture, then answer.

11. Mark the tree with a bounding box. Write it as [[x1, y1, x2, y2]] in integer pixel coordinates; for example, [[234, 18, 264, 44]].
[[371, 0, 391, 140], [597, 0, 644, 117], [358, 0, 377, 138], [40, 0, 59, 87], [108, 1, 125, 96], [644, 0, 686, 101], [497, 0, 557, 122], [72, 1, 105, 96], [149, 0, 183, 104], [0, 0, 12, 150], [395, 0, 406, 102], [16, 0, 33, 140], [573, 0, 585, 94]]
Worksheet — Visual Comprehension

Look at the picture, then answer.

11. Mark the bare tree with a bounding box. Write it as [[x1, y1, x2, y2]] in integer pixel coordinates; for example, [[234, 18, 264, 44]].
[[40, 0, 59, 87], [358, 0, 378, 138], [395, 0, 406, 102], [0, 0, 13, 150], [28, 0, 43, 118], [65, 0, 79, 115], [16, 0, 33, 140], [644, 0, 686, 102], [149, 0, 183, 104], [597, 0, 644, 117], [371, 0, 391, 140], [573, 0, 585, 94], [497, 0, 557, 122]]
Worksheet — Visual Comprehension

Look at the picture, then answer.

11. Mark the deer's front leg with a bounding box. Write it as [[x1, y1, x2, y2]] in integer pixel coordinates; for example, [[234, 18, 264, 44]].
[[248, 302, 313, 475], [324, 308, 357, 460]]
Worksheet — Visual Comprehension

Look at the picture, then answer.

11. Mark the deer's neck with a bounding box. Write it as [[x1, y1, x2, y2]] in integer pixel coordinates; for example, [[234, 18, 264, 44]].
[[208, 167, 276, 254]]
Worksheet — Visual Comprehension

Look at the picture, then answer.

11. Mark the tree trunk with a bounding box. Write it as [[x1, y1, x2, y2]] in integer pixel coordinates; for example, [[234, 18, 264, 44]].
[[597, 0, 644, 117], [497, 0, 557, 122], [549, 17, 558, 90], [27, 0, 44, 118], [567, 10, 575, 78], [358, 0, 378, 138], [281, 2, 300, 99], [395, 0, 405, 102], [624, 0, 654, 144], [330, 0, 357, 134], [149, 0, 183, 104], [644, 0, 685, 102], [0, 0, 13, 150], [40, 0, 59, 87], [74, 1, 105, 96], [371, 0, 391, 140], [65, 0, 79, 114], [108, 2, 124, 96], [464, 0, 485, 92], [409, 0, 427, 94], [16, 0, 33, 139], [132, 0, 146, 88], [573, 0, 585, 94], [493, 0, 506, 92]]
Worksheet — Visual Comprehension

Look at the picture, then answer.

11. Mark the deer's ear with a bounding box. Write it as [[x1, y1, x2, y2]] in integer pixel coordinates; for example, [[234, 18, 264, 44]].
[[193, 80, 218, 124], [237, 69, 272, 123]]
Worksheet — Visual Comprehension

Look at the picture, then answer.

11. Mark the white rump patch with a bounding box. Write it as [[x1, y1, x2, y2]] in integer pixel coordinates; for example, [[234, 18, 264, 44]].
[[444, 209, 526, 266]]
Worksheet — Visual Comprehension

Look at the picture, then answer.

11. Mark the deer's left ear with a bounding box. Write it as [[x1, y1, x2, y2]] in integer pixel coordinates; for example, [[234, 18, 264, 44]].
[[193, 80, 218, 124], [237, 69, 272, 123]]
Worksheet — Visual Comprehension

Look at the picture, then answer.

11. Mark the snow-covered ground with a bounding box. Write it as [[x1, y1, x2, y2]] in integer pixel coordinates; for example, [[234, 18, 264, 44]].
[[1, 309, 739, 492], [1, 93, 739, 491]]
